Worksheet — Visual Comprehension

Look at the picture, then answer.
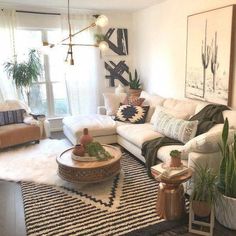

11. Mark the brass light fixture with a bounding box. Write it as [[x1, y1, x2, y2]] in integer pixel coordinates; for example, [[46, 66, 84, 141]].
[[43, 0, 108, 65]]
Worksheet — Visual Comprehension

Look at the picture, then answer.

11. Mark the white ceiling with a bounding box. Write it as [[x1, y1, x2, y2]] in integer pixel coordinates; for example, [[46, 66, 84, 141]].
[[0, 0, 166, 12]]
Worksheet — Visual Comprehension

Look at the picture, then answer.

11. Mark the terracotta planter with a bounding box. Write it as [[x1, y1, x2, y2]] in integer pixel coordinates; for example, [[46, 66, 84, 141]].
[[170, 156, 181, 167], [192, 200, 211, 217], [73, 144, 85, 156], [215, 192, 236, 230], [80, 128, 93, 147], [128, 89, 142, 98]]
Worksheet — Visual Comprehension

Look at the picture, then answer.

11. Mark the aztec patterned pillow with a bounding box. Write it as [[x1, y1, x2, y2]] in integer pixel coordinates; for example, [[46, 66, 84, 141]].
[[115, 105, 149, 124], [153, 110, 198, 143], [122, 96, 145, 106], [0, 109, 25, 126]]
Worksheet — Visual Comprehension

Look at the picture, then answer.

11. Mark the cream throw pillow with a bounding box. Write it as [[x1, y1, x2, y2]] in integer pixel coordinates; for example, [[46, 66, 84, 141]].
[[181, 129, 235, 158], [153, 110, 198, 143], [150, 105, 190, 124], [103, 93, 126, 116]]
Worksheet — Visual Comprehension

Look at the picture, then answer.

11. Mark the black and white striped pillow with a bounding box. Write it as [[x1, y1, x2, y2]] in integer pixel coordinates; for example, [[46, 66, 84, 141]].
[[0, 109, 25, 126]]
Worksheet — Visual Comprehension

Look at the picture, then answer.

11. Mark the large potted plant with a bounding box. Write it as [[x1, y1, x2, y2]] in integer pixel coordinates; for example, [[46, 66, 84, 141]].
[[4, 49, 42, 106], [215, 118, 236, 229], [190, 163, 218, 217], [128, 69, 142, 97]]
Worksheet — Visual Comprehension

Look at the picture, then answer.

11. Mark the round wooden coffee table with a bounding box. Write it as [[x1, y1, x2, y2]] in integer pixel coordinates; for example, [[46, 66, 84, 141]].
[[57, 144, 122, 183], [152, 168, 192, 220]]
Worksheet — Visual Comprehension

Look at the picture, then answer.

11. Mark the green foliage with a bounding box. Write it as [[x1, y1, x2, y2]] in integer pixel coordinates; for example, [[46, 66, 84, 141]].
[[85, 142, 113, 161], [94, 33, 106, 43], [129, 69, 141, 89], [170, 150, 181, 158], [217, 118, 236, 198], [191, 162, 218, 206], [4, 49, 42, 104]]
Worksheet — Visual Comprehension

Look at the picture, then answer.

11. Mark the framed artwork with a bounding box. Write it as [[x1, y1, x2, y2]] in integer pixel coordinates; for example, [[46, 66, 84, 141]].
[[185, 5, 235, 106], [104, 28, 128, 56], [104, 60, 129, 87]]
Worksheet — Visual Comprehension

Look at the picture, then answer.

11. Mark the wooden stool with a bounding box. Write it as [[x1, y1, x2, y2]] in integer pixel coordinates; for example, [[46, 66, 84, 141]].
[[152, 169, 192, 220]]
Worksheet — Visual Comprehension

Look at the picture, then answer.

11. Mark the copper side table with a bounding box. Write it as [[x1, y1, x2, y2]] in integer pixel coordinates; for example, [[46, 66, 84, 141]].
[[152, 169, 192, 220]]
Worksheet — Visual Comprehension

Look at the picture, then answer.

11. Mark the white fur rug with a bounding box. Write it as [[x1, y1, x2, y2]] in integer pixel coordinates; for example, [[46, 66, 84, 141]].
[[0, 139, 125, 211], [0, 139, 72, 186]]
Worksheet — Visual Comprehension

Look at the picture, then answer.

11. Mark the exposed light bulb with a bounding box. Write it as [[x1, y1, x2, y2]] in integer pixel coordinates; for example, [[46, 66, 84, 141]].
[[99, 41, 109, 51], [95, 15, 108, 27]]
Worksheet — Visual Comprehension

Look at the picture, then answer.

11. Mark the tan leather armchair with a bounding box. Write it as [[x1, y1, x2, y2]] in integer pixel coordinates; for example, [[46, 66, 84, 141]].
[[0, 100, 46, 149]]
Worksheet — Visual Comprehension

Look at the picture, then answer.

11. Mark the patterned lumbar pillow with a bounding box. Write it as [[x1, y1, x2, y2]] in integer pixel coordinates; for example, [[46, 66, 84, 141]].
[[0, 109, 25, 126], [153, 110, 198, 143], [115, 105, 149, 124]]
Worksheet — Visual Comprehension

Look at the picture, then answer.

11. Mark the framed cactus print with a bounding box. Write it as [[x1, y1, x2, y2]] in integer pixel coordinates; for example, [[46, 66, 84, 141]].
[[185, 5, 235, 106]]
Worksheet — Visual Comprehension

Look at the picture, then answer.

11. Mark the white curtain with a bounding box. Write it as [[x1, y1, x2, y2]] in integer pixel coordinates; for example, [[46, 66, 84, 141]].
[[0, 9, 17, 102], [61, 14, 102, 115]]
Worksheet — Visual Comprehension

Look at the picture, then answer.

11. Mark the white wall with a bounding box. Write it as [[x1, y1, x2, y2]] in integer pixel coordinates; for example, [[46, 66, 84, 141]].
[[133, 0, 236, 107]]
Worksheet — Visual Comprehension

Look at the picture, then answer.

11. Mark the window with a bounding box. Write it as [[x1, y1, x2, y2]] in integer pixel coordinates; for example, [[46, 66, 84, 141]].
[[15, 29, 69, 117]]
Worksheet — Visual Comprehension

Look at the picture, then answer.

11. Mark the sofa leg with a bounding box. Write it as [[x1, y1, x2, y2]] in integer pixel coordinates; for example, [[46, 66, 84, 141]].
[[35, 140, 40, 144]]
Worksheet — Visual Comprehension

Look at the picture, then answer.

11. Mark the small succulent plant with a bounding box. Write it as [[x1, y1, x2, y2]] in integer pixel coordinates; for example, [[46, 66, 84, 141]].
[[170, 150, 181, 158], [129, 69, 141, 89]]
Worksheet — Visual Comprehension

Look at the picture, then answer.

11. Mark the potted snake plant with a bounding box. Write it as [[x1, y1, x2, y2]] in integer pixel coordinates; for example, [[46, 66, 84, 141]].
[[190, 162, 218, 217], [215, 118, 236, 229], [128, 69, 142, 97]]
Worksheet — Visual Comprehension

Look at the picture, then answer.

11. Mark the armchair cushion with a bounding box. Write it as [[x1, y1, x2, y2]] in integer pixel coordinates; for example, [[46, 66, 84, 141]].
[[0, 109, 25, 126]]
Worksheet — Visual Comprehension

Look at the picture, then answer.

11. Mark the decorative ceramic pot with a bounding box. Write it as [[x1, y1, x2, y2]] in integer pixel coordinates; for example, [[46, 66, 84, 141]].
[[215, 192, 236, 230], [128, 88, 142, 98], [170, 156, 182, 167], [73, 144, 85, 156], [192, 200, 211, 217], [80, 128, 93, 147]]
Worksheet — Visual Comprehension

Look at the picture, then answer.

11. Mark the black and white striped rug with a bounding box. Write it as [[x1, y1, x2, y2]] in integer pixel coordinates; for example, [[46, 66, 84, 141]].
[[21, 151, 187, 236]]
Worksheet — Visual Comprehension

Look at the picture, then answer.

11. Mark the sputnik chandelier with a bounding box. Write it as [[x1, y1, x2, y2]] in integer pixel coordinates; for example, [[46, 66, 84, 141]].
[[43, 0, 108, 65]]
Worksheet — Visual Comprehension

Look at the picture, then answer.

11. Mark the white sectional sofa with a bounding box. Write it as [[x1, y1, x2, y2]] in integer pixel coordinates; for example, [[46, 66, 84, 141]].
[[63, 91, 236, 173]]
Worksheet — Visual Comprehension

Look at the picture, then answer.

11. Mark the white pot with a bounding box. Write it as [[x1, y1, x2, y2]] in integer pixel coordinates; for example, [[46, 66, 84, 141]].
[[215, 192, 236, 230]]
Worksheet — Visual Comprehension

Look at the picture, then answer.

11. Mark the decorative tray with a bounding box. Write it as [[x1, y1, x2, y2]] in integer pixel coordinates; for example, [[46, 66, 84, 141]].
[[71, 153, 98, 162]]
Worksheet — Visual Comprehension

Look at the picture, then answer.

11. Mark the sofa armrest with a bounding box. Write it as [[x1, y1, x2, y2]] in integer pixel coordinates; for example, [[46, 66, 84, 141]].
[[187, 151, 222, 174], [97, 106, 107, 115]]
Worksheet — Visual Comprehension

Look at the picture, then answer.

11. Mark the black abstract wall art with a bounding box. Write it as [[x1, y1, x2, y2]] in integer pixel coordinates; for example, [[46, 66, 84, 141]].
[[104, 60, 129, 87], [104, 28, 128, 56]]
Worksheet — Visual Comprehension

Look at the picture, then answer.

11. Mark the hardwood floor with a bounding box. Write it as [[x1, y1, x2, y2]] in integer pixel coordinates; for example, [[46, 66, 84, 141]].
[[0, 181, 26, 236], [0, 132, 235, 236]]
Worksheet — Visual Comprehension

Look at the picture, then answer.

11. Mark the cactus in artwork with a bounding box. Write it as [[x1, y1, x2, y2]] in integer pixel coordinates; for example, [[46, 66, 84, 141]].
[[211, 32, 219, 92], [201, 20, 211, 98]]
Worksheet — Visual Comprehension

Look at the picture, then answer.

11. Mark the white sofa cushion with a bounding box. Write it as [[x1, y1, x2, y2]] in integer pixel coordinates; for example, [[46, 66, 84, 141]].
[[153, 110, 198, 143], [182, 125, 235, 157], [150, 105, 190, 124], [117, 123, 163, 148], [140, 91, 165, 122], [223, 110, 236, 129], [140, 91, 165, 107], [63, 114, 117, 137], [103, 93, 126, 116], [163, 98, 197, 117]]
